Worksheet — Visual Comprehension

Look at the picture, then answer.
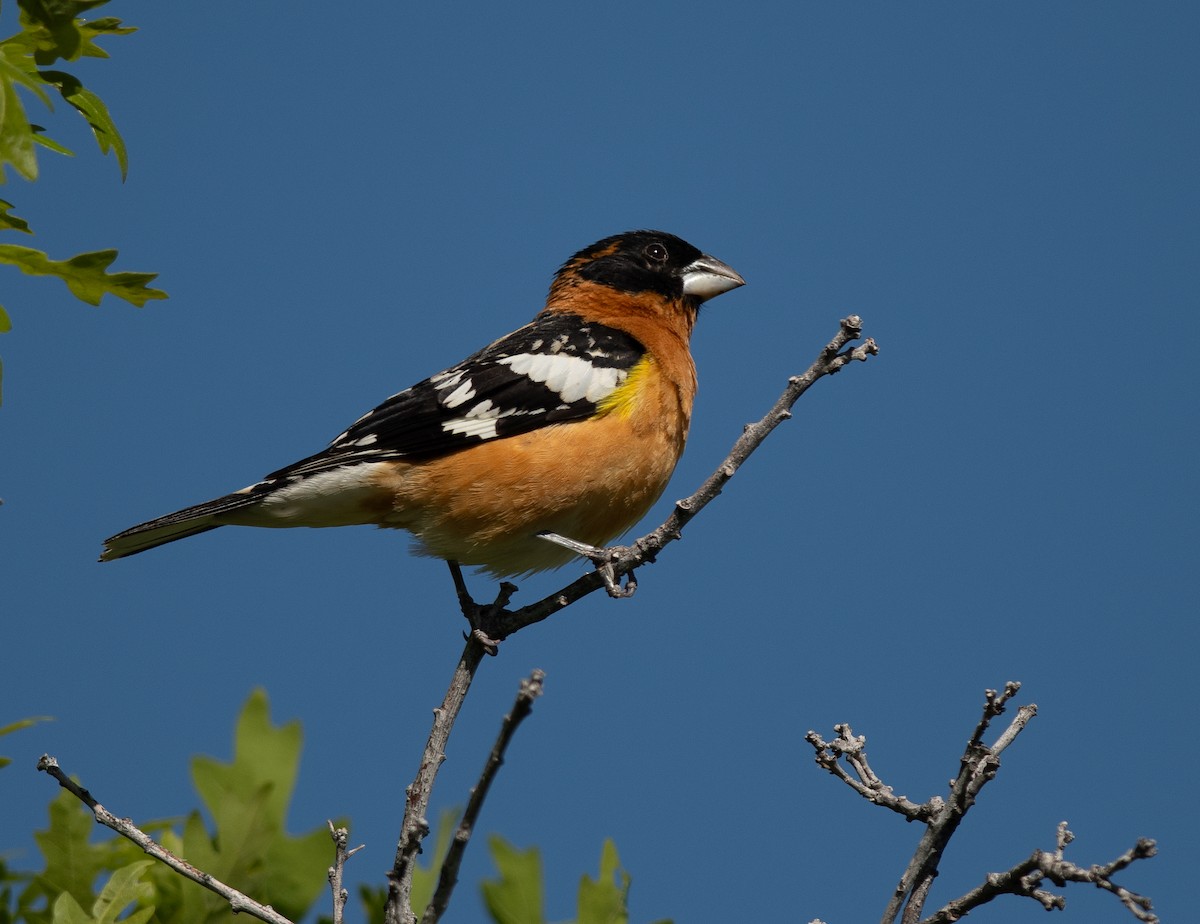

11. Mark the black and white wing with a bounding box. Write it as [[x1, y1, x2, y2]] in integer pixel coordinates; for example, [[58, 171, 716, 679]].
[[265, 312, 647, 481]]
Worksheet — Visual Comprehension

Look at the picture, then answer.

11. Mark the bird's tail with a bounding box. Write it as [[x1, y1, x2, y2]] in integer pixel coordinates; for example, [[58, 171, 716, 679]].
[[100, 490, 262, 561]]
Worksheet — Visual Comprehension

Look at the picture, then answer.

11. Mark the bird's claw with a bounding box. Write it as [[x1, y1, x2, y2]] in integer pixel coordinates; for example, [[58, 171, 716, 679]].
[[538, 532, 637, 599], [447, 561, 513, 647]]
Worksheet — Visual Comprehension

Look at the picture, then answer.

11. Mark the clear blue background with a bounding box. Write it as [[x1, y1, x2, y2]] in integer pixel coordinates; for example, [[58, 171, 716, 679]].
[[2, 3, 1194, 922]]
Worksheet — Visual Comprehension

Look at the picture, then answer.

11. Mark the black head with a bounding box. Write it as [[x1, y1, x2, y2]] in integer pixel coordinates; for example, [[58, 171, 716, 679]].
[[554, 230, 744, 303]]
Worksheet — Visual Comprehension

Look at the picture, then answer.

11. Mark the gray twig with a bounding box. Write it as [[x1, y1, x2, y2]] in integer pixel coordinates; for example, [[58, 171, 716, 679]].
[[39, 318, 877, 924], [886, 684, 1036, 924], [472, 315, 879, 639], [384, 631, 493, 924], [327, 821, 364, 924], [923, 830, 1158, 923], [804, 724, 932, 822], [383, 316, 877, 923], [36, 755, 295, 924], [421, 670, 546, 924], [805, 684, 1158, 922]]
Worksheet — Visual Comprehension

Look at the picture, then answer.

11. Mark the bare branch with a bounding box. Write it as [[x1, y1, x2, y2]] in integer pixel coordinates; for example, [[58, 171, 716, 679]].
[[36, 754, 295, 924], [327, 821, 364, 924], [42, 319, 878, 924], [471, 315, 879, 638], [885, 684, 1039, 923], [422, 670, 546, 924], [804, 725, 932, 821], [806, 685, 1158, 923], [383, 318, 876, 922], [384, 632, 493, 924], [923, 830, 1159, 923]]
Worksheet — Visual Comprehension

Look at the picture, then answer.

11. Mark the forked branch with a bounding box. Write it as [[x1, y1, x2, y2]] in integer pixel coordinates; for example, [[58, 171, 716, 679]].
[[41, 318, 879, 924], [805, 683, 1157, 923], [385, 316, 878, 923]]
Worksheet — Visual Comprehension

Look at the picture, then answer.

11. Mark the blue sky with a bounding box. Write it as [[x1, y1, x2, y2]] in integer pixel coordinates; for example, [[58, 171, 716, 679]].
[[2, 3, 1195, 922]]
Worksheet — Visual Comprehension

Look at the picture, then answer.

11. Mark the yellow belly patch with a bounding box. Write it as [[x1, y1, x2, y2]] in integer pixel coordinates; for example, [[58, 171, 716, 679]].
[[596, 356, 654, 420]]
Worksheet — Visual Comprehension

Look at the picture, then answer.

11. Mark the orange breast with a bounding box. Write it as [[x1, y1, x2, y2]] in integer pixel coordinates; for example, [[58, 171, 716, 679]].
[[367, 353, 695, 576]]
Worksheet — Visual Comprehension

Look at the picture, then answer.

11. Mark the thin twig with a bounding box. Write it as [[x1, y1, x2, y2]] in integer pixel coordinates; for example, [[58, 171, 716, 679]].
[[807, 685, 1157, 922], [36, 755, 295, 924], [922, 832, 1159, 923], [42, 318, 877, 924], [422, 670, 546, 924], [386, 573, 518, 924], [804, 725, 932, 821], [327, 821, 364, 924], [472, 315, 879, 638], [384, 632, 492, 924], [886, 685, 1038, 924], [381, 317, 875, 922]]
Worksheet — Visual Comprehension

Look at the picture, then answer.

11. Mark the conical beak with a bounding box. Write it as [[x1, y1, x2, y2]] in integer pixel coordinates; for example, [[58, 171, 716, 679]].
[[680, 254, 746, 302]]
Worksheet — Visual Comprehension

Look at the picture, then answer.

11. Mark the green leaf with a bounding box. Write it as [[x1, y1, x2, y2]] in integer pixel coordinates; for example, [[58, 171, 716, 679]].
[[31, 126, 75, 157], [15, 694, 329, 924], [0, 715, 51, 736], [46, 862, 154, 924], [49, 891, 90, 924], [0, 67, 39, 181], [39, 70, 125, 177], [482, 837, 545, 924], [1, 714, 51, 765], [0, 244, 167, 306], [192, 688, 302, 836], [91, 861, 154, 924], [0, 198, 33, 233], [78, 18, 137, 60], [576, 840, 629, 924], [0, 43, 55, 109], [17, 0, 113, 65], [183, 689, 329, 922], [30, 791, 121, 916]]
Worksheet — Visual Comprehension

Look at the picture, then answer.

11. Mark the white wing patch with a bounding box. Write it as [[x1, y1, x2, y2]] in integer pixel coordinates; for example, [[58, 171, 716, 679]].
[[441, 399, 520, 441], [430, 369, 466, 388], [498, 353, 627, 405], [441, 378, 477, 408]]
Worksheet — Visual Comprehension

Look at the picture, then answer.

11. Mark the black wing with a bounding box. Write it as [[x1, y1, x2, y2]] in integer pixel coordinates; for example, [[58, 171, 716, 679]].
[[264, 312, 646, 482]]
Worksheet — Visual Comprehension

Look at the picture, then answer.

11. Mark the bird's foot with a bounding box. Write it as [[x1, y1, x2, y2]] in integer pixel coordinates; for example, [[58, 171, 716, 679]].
[[538, 532, 637, 599], [447, 560, 514, 650]]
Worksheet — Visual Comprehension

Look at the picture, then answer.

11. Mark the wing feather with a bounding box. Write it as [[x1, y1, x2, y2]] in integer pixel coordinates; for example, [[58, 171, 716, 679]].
[[263, 312, 645, 483]]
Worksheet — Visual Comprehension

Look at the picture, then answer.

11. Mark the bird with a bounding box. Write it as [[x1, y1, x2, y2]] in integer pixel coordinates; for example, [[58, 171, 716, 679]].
[[100, 230, 745, 578]]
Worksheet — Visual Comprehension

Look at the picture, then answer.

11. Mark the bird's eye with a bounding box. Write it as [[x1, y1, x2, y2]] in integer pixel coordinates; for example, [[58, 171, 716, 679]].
[[644, 242, 669, 263]]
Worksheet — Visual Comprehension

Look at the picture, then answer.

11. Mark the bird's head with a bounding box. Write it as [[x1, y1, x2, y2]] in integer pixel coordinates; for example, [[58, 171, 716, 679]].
[[548, 230, 745, 308]]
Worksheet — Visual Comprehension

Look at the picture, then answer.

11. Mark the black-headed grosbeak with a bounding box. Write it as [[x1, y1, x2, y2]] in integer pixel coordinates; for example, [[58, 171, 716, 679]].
[[101, 230, 744, 576]]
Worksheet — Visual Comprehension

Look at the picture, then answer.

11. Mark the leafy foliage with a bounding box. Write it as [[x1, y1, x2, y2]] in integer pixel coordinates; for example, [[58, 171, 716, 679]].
[[37, 69, 126, 177], [5, 692, 330, 924], [170, 688, 332, 924], [0, 0, 164, 404], [0, 198, 32, 233], [3, 698, 669, 924], [48, 861, 155, 924], [0, 1, 132, 185], [0, 245, 164, 306], [482, 837, 670, 924]]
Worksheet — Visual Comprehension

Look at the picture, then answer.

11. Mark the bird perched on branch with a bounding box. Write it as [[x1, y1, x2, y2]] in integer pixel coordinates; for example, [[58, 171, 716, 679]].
[[101, 230, 744, 577]]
